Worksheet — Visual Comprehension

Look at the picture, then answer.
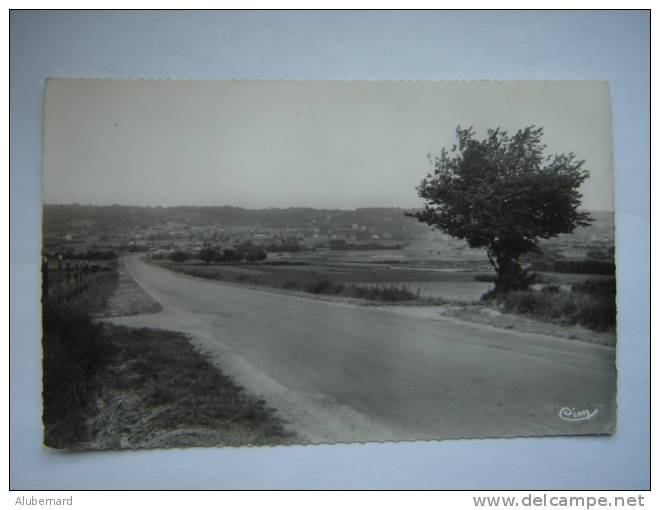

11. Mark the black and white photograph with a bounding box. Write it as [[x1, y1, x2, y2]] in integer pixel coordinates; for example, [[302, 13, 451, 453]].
[[40, 79, 617, 450]]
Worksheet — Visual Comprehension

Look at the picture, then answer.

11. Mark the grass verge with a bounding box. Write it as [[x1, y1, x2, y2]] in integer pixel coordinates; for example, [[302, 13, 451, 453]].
[[43, 267, 294, 450], [86, 326, 294, 449], [151, 260, 420, 303], [42, 271, 119, 448], [496, 279, 616, 332], [299, 280, 417, 302]]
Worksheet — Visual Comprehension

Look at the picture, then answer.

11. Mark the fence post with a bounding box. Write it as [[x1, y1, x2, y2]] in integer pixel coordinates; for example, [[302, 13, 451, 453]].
[[41, 257, 49, 301]]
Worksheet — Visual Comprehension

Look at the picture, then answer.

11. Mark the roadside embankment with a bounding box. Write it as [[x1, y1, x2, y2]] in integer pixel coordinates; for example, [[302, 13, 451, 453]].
[[42, 259, 295, 450]]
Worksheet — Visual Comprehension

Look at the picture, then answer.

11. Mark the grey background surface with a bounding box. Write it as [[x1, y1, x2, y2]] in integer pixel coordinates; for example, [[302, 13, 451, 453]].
[[9, 10, 650, 489]]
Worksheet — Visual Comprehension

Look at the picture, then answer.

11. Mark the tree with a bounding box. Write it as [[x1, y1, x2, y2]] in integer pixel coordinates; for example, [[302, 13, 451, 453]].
[[217, 248, 241, 263], [169, 250, 189, 263], [408, 126, 591, 295], [245, 249, 267, 262], [198, 247, 217, 263]]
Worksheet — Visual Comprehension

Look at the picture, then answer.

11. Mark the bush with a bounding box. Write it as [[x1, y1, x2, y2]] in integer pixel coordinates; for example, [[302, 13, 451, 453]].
[[530, 258, 615, 275], [540, 284, 562, 293], [502, 291, 539, 314], [304, 281, 416, 302], [502, 290, 574, 321], [265, 241, 307, 253], [327, 239, 348, 250], [169, 250, 189, 263], [378, 284, 417, 301], [198, 247, 217, 263], [305, 280, 334, 294], [217, 248, 241, 263], [244, 249, 267, 263], [586, 249, 611, 260], [572, 278, 617, 330], [572, 278, 616, 296], [533, 273, 559, 284], [332, 283, 345, 294], [498, 285, 616, 331]]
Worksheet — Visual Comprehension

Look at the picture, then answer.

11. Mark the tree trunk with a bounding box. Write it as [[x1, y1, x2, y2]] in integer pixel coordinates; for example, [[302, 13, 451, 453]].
[[487, 243, 533, 295]]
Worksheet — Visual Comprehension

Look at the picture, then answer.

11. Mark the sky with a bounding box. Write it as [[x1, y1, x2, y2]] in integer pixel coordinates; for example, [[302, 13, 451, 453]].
[[43, 79, 614, 211]]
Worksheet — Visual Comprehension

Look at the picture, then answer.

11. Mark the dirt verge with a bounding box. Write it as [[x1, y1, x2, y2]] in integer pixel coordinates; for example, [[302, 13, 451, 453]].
[[101, 260, 162, 317], [438, 304, 616, 346]]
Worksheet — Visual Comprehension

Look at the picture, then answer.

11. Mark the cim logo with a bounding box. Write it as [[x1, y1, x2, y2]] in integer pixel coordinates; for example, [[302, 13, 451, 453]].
[[558, 407, 598, 422]]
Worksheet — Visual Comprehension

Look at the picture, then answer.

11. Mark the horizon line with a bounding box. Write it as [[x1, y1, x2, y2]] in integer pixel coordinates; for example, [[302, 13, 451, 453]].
[[42, 203, 615, 213]]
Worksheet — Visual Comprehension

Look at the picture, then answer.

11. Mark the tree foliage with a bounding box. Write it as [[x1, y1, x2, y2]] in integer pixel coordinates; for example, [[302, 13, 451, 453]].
[[169, 250, 189, 263], [409, 126, 592, 294], [198, 247, 216, 263]]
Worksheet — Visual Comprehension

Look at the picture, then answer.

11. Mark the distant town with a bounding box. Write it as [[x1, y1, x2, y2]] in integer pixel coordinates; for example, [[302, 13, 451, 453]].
[[42, 204, 615, 269], [42, 204, 437, 259]]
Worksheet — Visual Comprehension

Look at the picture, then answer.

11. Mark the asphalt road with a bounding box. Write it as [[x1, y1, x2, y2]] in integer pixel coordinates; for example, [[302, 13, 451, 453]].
[[111, 255, 617, 443]]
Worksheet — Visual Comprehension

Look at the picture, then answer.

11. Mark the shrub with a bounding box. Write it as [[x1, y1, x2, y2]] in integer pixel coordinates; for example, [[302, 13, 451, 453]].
[[217, 248, 241, 263], [245, 249, 267, 263], [305, 280, 334, 294], [301, 280, 416, 302], [572, 294, 616, 331], [341, 283, 416, 302], [332, 283, 345, 294], [198, 247, 217, 263], [572, 278, 616, 296], [533, 273, 559, 284], [169, 250, 189, 263], [587, 249, 611, 260], [498, 285, 616, 331], [530, 259, 615, 275], [571, 279, 617, 330], [265, 241, 307, 253], [380, 284, 417, 301], [502, 291, 539, 314], [541, 284, 562, 293], [327, 239, 348, 250]]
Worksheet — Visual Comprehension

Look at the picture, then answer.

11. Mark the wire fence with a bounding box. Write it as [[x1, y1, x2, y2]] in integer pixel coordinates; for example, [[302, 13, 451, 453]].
[[41, 258, 112, 302]]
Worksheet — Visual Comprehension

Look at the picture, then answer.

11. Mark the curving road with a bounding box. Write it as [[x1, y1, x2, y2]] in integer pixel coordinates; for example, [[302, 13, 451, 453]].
[[107, 255, 617, 443]]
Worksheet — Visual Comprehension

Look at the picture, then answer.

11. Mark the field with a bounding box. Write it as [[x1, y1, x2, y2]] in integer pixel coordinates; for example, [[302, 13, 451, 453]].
[[152, 241, 495, 303], [150, 225, 615, 310]]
